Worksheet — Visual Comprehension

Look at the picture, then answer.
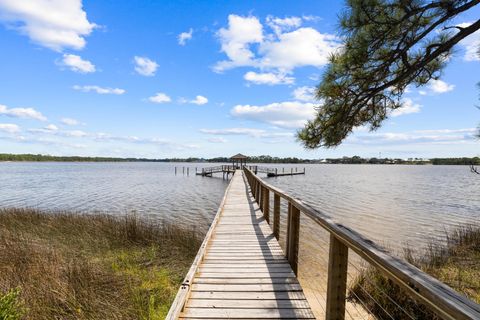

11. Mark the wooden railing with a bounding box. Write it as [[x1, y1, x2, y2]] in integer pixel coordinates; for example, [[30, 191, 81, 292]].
[[245, 165, 306, 177], [244, 167, 480, 320], [244, 165, 276, 172], [200, 165, 236, 175], [255, 166, 277, 174]]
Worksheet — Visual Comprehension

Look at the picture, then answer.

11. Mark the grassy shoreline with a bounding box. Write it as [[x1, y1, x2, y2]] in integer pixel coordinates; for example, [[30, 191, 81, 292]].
[[0, 208, 201, 319]]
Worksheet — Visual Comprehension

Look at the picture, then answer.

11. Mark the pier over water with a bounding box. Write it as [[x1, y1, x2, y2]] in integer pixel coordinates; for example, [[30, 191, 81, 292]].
[[167, 169, 480, 319]]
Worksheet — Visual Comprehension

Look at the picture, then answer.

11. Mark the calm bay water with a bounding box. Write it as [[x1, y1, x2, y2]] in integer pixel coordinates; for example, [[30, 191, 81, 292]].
[[267, 163, 480, 251], [0, 162, 228, 230], [0, 162, 478, 250]]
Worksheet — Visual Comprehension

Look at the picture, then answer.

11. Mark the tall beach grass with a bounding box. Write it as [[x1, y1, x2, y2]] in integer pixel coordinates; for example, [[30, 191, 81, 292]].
[[347, 225, 480, 319], [0, 208, 201, 319]]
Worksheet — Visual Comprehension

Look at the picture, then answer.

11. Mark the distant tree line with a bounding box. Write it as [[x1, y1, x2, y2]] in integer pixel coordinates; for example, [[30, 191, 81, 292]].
[[0, 154, 309, 163], [0, 153, 479, 165], [430, 157, 480, 165], [325, 156, 422, 164], [207, 155, 309, 164], [0, 153, 165, 162], [324, 156, 480, 165]]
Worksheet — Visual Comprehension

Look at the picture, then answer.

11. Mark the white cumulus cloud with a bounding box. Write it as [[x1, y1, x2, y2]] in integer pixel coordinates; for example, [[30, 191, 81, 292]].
[[200, 128, 268, 138], [200, 127, 293, 139], [259, 27, 340, 70], [214, 15, 264, 72], [0, 104, 47, 121], [457, 22, 480, 61], [148, 92, 171, 104], [266, 15, 302, 35], [244, 71, 294, 85], [60, 54, 95, 73], [178, 95, 208, 106], [349, 128, 477, 146], [190, 95, 208, 105], [134, 56, 158, 76], [231, 101, 316, 129], [418, 79, 455, 95], [214, 15, 340, 73], [208, 137, 227, 143], [28, 124, 60, 134], [0, 123, 20, 133], [292, 86, 316, 102], [45, 124, 58, 131], [61, 117, 80, 126], [178, 28, 193, 45], [73, 85, 125, 95], [391, 98, 421, 117], [428, 79, 455, 93], [0, 0, 96, 51], [64, 129, 87, 137]]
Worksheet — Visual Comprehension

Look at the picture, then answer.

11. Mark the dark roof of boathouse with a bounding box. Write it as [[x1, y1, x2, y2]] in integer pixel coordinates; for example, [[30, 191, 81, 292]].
[[230, 153, 248, 160]]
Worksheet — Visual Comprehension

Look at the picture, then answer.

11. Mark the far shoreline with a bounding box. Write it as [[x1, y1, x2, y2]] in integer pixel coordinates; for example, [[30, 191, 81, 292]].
[[0, 153, 479, 165]]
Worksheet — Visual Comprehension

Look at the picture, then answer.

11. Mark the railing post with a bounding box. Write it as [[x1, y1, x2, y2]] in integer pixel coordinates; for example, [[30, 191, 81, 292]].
[[255, 181, 260, 202], [286, 202, 300, 275], [263, 188, 270, 224], [251, 175, 255, 194], [273, 193, 280, 239], [252, 176, 256, 196], [259, 185, 264, 208], [326, 234, 349, 320]]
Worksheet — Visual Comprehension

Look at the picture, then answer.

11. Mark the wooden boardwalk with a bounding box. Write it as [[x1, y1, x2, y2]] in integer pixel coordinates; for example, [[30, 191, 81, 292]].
[[169, 168, 480, 320], [178, 170, 314, 319]]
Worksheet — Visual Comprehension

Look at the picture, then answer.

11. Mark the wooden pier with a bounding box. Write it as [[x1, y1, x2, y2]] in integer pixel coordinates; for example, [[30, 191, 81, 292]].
[[195, 165, 306, 178], [193, 154, 306, 178], [167, 170, 314, 319], [167, 169, 480, 319], [195, 165, 236, 178], [251, 166, 306, 177]]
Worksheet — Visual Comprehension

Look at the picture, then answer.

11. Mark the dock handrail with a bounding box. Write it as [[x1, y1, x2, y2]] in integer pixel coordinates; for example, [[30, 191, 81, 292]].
[[243, 167, 480, 320], [255, 166, 277, 174], [200, 165, 236, 175]]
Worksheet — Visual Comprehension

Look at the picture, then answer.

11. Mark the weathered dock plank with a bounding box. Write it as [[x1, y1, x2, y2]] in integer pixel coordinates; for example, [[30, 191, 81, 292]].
[[173, 170, 314, 319]]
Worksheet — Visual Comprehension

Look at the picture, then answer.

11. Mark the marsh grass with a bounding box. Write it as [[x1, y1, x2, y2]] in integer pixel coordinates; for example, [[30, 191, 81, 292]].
[[0, 208, 201, 319], [347, 225, 480, 319]]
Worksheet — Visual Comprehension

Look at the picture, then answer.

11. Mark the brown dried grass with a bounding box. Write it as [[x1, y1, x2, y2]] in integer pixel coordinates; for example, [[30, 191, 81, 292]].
[[0, 208, 201, 319]]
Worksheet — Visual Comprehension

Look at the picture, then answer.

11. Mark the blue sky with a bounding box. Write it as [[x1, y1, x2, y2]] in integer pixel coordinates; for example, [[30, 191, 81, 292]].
[[0, 0, 479, 159]]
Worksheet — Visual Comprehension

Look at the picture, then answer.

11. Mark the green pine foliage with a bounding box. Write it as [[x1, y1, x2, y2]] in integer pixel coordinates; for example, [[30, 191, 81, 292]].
[[298, 0, 480, 148]]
